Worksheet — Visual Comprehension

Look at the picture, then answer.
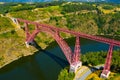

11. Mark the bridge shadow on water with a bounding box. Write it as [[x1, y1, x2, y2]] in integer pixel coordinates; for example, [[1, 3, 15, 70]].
[[37, 50, 69, 68], [33, 40, 69, 68]]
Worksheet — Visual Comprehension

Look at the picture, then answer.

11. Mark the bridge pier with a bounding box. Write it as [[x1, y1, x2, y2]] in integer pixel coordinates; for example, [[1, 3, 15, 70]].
[[70, 37, 82, 73], [100, 70, 110, 78], [100, 44, 113, 78], [25, 40, 37, 47], [70, 61, 82, 72]]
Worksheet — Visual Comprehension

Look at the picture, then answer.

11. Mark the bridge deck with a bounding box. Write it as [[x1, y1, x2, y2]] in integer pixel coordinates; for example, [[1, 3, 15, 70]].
[[17, 18, 120, 47]]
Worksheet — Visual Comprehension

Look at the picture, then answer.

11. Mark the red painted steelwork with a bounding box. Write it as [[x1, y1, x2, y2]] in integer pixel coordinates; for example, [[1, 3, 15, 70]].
[[72, 36, 80, 63], [16, 18, 120, 74], [52, 31, 73, 64], [102, 44, 113, 75], [17, 18, 120, 47]]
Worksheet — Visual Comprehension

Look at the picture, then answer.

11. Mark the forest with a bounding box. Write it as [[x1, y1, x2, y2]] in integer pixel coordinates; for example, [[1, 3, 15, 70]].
[[0, 1, 64, 14]]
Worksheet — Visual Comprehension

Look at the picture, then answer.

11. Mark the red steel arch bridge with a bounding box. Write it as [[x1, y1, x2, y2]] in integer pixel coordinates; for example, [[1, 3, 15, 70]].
[[12, 18, 120, 78]]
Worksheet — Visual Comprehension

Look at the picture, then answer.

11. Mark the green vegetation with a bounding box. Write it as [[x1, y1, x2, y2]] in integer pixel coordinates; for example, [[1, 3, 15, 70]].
[[102, 5, 115, 10], [1, 2, 119, 35], [0, 2, 120, 79], [86, 70, 120, 80], [58, 67, 75, 80], [0, 1, 64, 15], [0, 16, 35, 67], [58, 50, 120, 80], [62, 3, 96, 13], [0, 3, 35, 14], [0, 16, 13, 32], [0, 30, 18, 38], [81, 50, 120, 72], [82, 50, 120, 79]]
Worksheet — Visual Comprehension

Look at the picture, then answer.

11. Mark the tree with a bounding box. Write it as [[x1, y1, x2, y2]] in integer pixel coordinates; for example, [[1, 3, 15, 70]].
[[58, 68, 75, 80]]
